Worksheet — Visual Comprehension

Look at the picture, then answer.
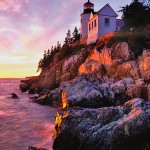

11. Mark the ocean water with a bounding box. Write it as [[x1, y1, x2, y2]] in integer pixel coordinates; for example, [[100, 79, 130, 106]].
[[0, 78, 57, 150]]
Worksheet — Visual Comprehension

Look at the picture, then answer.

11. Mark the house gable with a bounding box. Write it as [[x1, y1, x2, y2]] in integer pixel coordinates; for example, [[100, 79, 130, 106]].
[[98, 4, 118, 17]]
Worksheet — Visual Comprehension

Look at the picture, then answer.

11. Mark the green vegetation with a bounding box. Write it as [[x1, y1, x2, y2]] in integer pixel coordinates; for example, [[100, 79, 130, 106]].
[[37, 0, 150, 72], [37, 41, 61, 72], [60, 44, 85, 58], [96, 25, 150, 57], [120, 0, 150, 30], [64, 27, 80, 46], [96, 0, 150, 57], [37, 27, 81, 72], [110, 25, 150, 57]]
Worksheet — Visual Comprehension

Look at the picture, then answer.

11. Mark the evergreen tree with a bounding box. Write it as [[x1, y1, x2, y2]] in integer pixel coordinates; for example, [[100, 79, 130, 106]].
[[54, 46, 56, 51], [37, 58, 43, 72], [67, 29, 71, 44], [51, 46, 54, 51], [120, 0, 150, 30], [64, 37, 68, 46], [37, 42, 63, 72], [57, 41, 61, 51], [72, 27, 80, 43], [64, 29, 72, 46], [42, 50, 47, 67], [51, 46, 54, 55], [47, 49, 50, 57]]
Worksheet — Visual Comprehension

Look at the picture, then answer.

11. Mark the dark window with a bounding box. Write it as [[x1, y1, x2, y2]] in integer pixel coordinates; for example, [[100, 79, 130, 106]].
[[92, 22, 93, 29], [81, 19, 82, 23], [89, 24, 91, 31], [94, 20, 96, 27], [105, 18, 110, 26]]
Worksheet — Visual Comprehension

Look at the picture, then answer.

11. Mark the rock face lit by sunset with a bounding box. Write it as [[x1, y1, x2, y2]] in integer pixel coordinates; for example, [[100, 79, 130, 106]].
[[0, 0, 150, 149], [0, 0, 132, 78]]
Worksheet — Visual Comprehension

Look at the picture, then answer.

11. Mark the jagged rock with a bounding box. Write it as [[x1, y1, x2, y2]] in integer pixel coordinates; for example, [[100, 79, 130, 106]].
[[38, 67, 58, 90], [35, 94, 52, 105], [138, 50, 150, 81], [107, 61, 140, 78], [135, 78, 145, 86], [86, 48, 114, 66], [11, 93, 18, 99], [19, 82, 29, 92], [20, 77, 39, 93], [126, 84, 148, 100], [122, 77, 135, 85], [58, 76, 133, 108], [112, 42, 134, 61], [78, 60, 105, 76], [21, 43, 149, 95], [62, 76, 104, 108], [53, 98, 150, 150], [49, 75, 149, 108], [31, 74, 149, 107], [37, 49, 89, 90], [29, 96, 38, 102], [62, 49, 89, 81], [28, 87, 36, 94], [29, 89, 62, 106], [50, 89, 62, 106]]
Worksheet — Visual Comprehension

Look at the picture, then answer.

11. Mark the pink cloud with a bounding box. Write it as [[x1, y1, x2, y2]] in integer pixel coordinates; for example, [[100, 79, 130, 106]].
[[0, 0, 93, 64], [0, 37, 12, 51], [0, 0, 29, 12]]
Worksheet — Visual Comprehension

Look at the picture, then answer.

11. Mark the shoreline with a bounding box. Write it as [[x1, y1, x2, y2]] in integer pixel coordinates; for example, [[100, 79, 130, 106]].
[[19, 42, 150, 150]]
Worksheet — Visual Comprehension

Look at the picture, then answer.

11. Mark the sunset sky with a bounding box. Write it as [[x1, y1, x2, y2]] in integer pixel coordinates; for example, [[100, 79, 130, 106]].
[[0, 0, 132, 78]]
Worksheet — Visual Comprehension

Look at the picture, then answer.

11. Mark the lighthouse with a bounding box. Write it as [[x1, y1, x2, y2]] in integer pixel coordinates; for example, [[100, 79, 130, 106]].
[[80, 0, 94, 43], [80, 1, 120, 44]]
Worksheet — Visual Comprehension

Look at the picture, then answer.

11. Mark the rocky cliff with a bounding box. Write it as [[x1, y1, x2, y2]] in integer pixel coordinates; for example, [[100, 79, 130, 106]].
[[20, 42, 150, 101], [20, 41, 150, 150], [20, 47, 90, 93], [53, 98, 150, 150]]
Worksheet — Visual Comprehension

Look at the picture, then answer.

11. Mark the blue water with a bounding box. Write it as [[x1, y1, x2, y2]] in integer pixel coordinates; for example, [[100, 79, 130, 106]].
[[0, 79, 57, 150]]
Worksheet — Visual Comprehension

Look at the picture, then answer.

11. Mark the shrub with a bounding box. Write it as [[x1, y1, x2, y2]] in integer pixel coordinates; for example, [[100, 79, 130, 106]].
[[110, 25, 150, 57], [96, 25, 150, 58], [60, 44, 85, 58]]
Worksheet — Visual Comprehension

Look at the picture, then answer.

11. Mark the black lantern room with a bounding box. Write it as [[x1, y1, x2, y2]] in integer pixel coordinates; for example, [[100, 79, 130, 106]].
[[83, 0, 94, 14]]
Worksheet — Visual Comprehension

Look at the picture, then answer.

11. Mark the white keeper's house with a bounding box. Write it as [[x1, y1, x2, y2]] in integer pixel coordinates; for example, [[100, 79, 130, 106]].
[[80, 0, 123, 44]]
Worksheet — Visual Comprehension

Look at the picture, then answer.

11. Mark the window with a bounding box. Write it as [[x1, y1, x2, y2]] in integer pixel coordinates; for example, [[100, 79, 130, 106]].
[[89, 24, 91, 31], [81, 19, 82, 23], [94, 20, 96, 27], [105, 18, 110, 26], [92, 22, 93, 29]]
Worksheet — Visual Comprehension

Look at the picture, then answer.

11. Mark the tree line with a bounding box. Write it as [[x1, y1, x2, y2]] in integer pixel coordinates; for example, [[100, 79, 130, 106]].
[[37, 0, 150, 72], [37, 27, 80, 72], [120, 0, 150, 30]]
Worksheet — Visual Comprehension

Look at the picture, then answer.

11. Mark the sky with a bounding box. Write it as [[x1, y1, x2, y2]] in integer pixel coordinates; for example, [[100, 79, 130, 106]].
[[0, 0, 132, 78]]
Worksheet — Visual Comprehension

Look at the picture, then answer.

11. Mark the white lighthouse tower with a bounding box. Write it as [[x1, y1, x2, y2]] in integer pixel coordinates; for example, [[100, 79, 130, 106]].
[[80, 0, 94, 44]]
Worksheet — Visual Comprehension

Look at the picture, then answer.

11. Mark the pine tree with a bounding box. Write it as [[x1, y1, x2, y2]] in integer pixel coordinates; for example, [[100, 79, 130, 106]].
[[53, 46, 57, 52], [57, 41, 61, 51], [64, 37, 68, 46], [47, 49, 50, 57], [72, 27, 80, 43], [120, 0, 150, 30], [37, 58, 43, 72], [43, 50, 47, 59], [51, 46, 54, 55], [64, 29, 72, 46]]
